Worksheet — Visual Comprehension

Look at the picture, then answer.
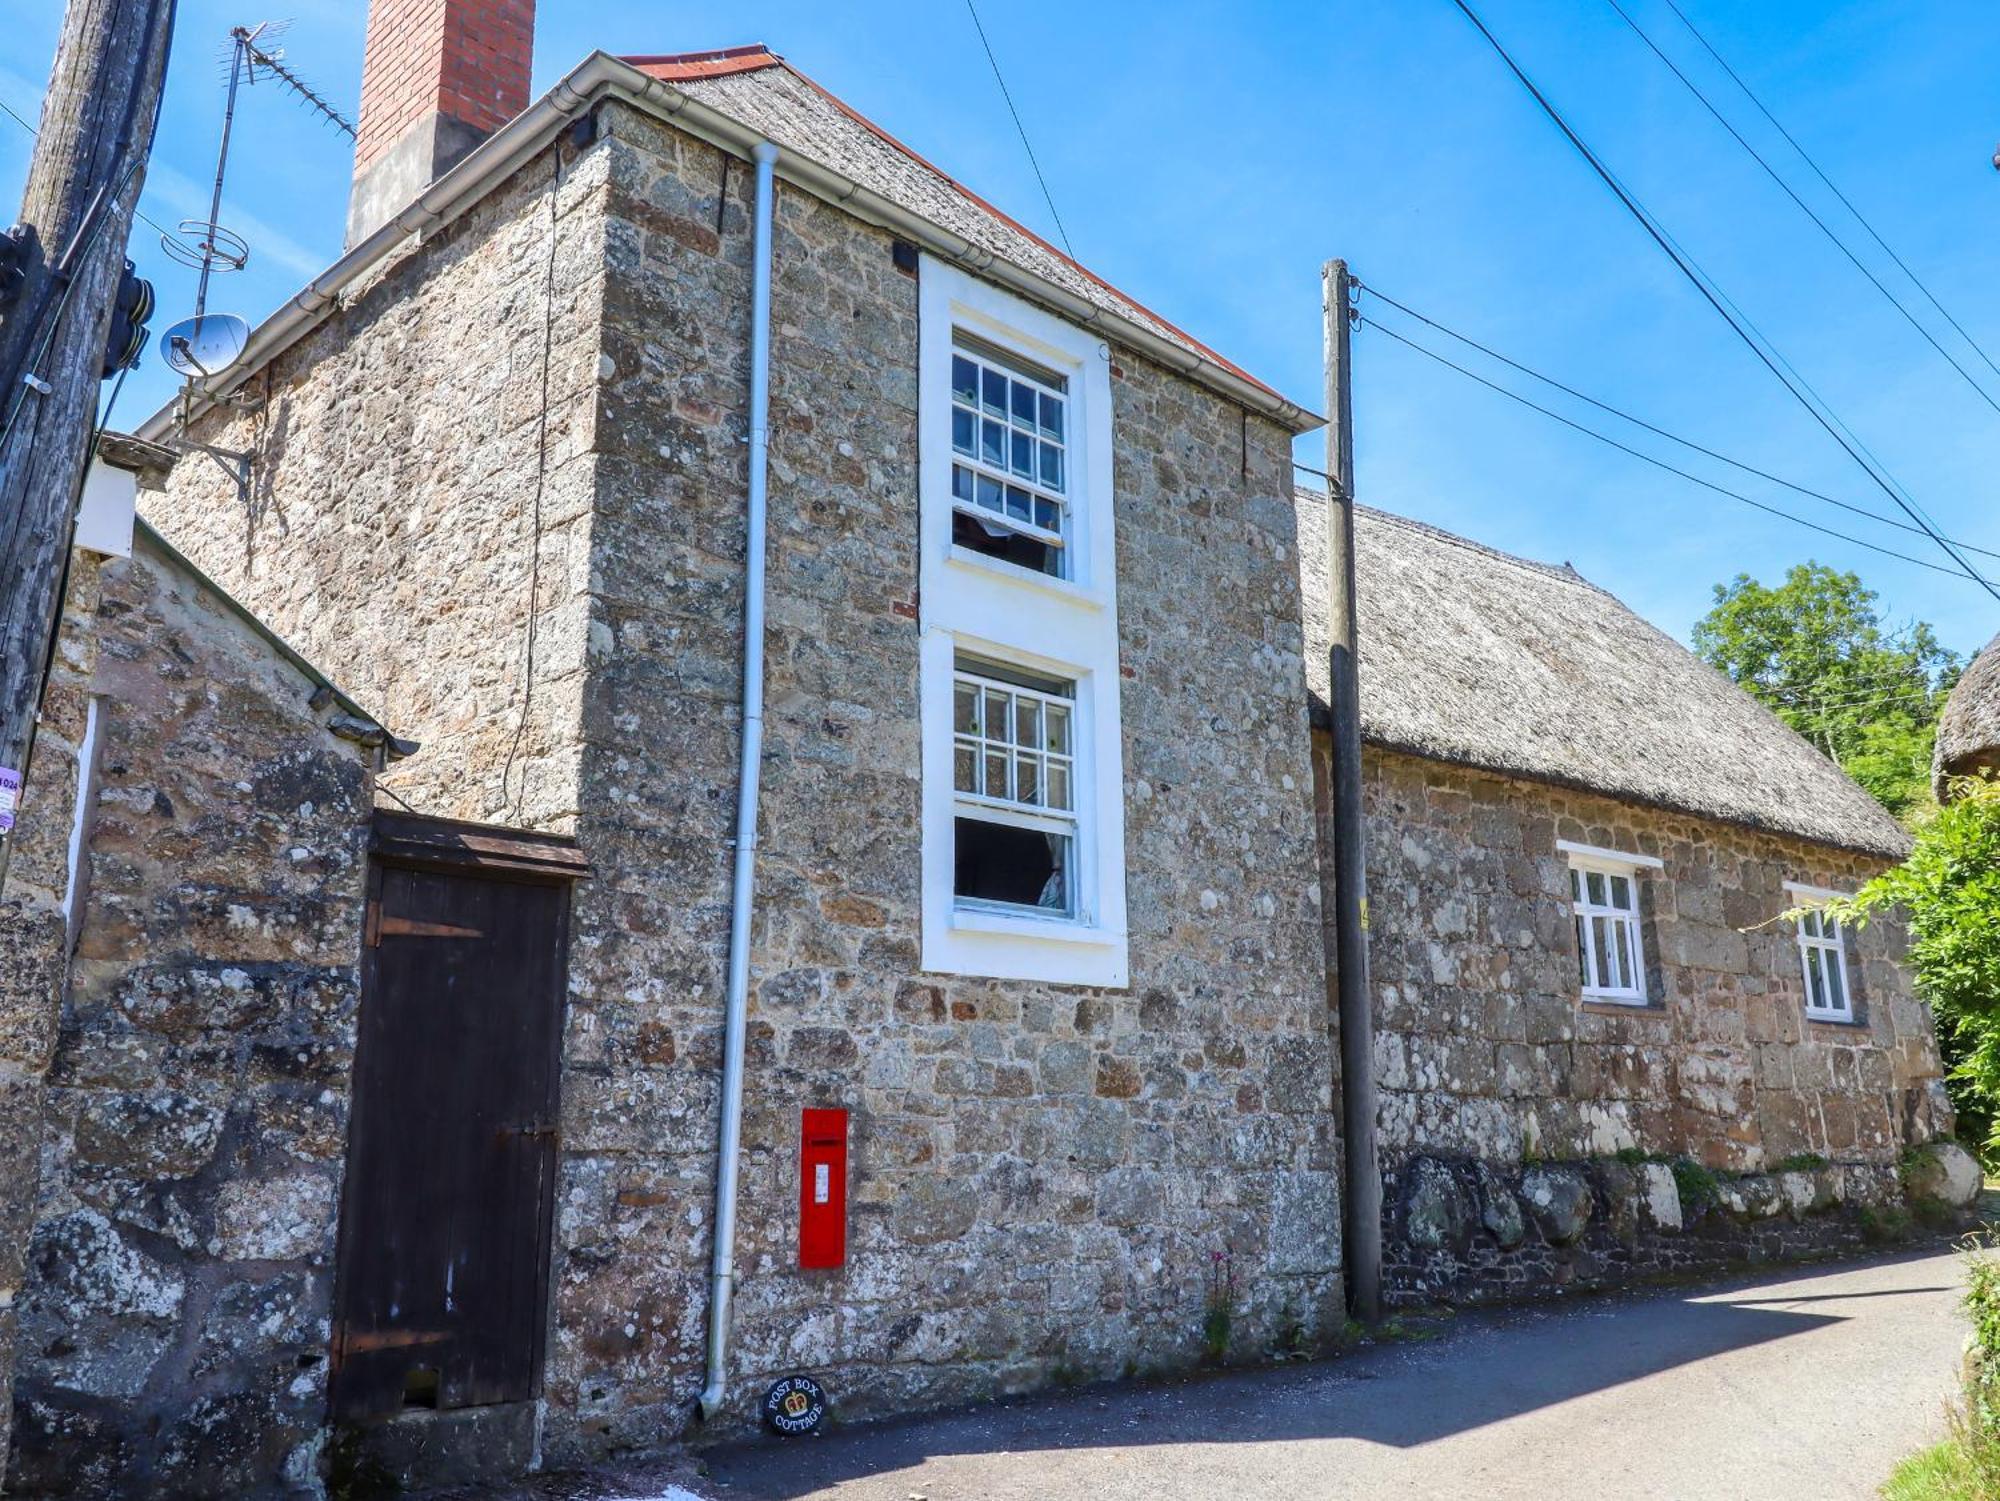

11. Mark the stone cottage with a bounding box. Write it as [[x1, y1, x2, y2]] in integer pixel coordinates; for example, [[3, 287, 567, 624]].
[[1298, 491, 1955, 1300], [0, 0, 1960, 1493], [124, 8, 1337, 1489]]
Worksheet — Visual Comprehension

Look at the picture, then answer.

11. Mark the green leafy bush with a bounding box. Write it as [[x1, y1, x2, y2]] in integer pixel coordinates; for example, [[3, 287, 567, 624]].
[[1826, 781, 2000, 1154]]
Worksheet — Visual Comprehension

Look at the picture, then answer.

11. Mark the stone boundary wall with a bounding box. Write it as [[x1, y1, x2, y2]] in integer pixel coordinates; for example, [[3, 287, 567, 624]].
[[7, 539, 376, 1498], [1384, 1146, 1975, 1306]]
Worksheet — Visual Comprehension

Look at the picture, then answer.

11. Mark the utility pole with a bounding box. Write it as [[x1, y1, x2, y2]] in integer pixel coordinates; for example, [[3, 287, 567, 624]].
[[1324, 258, 1381, 1325], [0, 0, 174, 868]]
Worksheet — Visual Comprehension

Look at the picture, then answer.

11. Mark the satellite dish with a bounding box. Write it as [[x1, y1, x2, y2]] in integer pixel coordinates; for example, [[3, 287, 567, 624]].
[[161, 313, 249, 378]]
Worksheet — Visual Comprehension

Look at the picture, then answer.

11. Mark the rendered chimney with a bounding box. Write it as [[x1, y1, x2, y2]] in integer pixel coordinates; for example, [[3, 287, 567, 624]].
[[346, 0, 535, 248]]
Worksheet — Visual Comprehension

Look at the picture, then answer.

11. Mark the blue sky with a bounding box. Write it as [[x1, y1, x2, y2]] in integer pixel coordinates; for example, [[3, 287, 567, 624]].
[[6, 0, 1997, 660]]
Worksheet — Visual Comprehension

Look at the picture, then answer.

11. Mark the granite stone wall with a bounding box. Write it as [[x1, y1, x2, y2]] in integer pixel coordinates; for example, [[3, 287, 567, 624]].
[[0, 555, 109, 1477], [1322, 744, 1950, 1301], [549, 103, 1337, 1456], [7, 539, 375, 1497], [144, 135, 608, 834], [138, 96, 1341, 1467]]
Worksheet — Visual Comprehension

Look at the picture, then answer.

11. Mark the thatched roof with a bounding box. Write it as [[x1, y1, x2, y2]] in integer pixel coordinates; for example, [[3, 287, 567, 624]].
[[1936, 632, 2000, 796], [1295, 489, 1911, 858]]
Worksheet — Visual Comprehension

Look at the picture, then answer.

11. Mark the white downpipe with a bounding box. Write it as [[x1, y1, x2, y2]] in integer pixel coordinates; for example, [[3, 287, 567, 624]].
[[701, 138, 779, 1422]]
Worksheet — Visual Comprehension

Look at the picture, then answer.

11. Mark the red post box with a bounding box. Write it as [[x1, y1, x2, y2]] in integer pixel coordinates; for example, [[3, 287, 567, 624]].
[[798, 1108, 848, 1270]]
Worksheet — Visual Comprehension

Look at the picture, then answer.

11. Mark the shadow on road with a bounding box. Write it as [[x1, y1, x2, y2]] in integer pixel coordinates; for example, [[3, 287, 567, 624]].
[[699, 1253, 1959, 1499]]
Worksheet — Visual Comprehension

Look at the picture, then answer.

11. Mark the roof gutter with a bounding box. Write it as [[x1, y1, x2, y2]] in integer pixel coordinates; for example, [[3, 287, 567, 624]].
[[140, 52, 1319, 441]]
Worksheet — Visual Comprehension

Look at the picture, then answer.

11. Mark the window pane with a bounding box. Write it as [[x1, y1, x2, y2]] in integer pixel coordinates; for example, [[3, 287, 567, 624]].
[[952, 407, 975, 455], [1826, 952, 1847, 1012], [1575, 914, 1592, 985], [1039, 392, 1064, 440], [1034, 496, 1061, 532], [1801, 909, 1820, 939], [1011, 380, 1036, 425], [1011, 429, 1034, 478], [1039, 832, 1071, 912], [1590, 916, 1612, 988], [984, 749, 1010, 800], [1608, 875, 1632, 911], [976, 473, 1003, 512], [952, 355, 978, 405], [1569, 868, 1583, 903], [984, 689, 1010, 742], [956, 815, 1061, 911], [1015, 698, 1040, 748], [1611, 919, 1634, 990], [1047, 761, 1071, 810], [1044, 703, 1070, 754], [1017, 754, 1041, 805], [1005, 485, 1032, 521], [954, 680, 979, 734], [953, 742, 977, 793], [952, 464, 975, 502], [1807, 949, 1826, 1009], [1586, 871, 1607, 906], [981, 418, 1005, 465], [981, 366, 1007, 416]]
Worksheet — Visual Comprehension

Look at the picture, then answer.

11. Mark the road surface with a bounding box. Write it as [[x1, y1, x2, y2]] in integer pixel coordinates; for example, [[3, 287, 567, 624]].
[[691, 1248, 1967, 1501]]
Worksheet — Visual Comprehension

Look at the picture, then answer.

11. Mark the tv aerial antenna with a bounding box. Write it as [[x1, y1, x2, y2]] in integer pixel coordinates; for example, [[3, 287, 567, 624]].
[[159, 21, 357, 499]]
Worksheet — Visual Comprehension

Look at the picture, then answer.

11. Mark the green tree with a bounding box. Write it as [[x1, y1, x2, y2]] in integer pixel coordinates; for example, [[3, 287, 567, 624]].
[[1691, 563, 1961, 816], [1825, 780, 2000, 1153]]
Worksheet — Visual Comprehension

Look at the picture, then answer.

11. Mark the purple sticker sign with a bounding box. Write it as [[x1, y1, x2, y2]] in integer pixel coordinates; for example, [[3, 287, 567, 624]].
[[0, 765, 19, 835]]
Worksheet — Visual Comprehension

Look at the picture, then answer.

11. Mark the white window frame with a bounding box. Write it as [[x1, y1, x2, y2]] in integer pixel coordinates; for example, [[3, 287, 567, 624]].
[[1560, 843, 1658, 1006], [918, 257, 1126, 986], [951, 660, 1080, 917], [947, 335, 1072, 568], [1785, 881, 1856, 1023]]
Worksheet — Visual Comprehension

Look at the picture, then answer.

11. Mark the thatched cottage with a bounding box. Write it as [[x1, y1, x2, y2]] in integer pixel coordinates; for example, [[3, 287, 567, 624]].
[[1937, 631, 2000, 794], [0, 1, 1965, 1494], [1299, 493, 1954, 1300]]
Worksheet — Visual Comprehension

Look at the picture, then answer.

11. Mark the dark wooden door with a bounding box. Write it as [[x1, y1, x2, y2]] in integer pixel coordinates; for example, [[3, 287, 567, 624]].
[[330, 835, 575, 1422]]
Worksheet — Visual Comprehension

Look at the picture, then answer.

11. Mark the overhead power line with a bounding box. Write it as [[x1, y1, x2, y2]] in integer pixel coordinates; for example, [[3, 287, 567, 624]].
[[0, 93, 178, 244], [1603, 0, 2000, 419], [963, 0, 1074, 259], [1358, 282, 2000, 562], [1765, 684, 1946, 713], [1658, 0, 2000, 385], [1359, 313, 1979, 581], [1445, 0, 2000, 602]]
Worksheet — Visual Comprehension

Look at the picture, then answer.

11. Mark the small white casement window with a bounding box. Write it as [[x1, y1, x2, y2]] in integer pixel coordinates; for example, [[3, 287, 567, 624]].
[[1559, 842, 1661, 1006], [949, 335, 1069, 578], [952, 658, 1077, 914], [1786, 883, 1855, 1022]]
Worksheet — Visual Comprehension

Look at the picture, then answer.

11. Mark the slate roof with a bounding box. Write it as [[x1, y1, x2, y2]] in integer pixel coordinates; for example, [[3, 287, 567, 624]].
[[1294, 488, 1912, 858], [625, 47, 1301, 418]]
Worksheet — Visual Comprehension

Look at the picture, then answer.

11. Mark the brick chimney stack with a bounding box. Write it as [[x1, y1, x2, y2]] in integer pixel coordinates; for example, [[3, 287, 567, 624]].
[[346, 0, 535, 248]]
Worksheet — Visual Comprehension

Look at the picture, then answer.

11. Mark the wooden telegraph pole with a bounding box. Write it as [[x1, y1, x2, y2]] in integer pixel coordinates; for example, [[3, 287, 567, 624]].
[[1323, 258, 1381, 1324], [0, 0, 174, 865]]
